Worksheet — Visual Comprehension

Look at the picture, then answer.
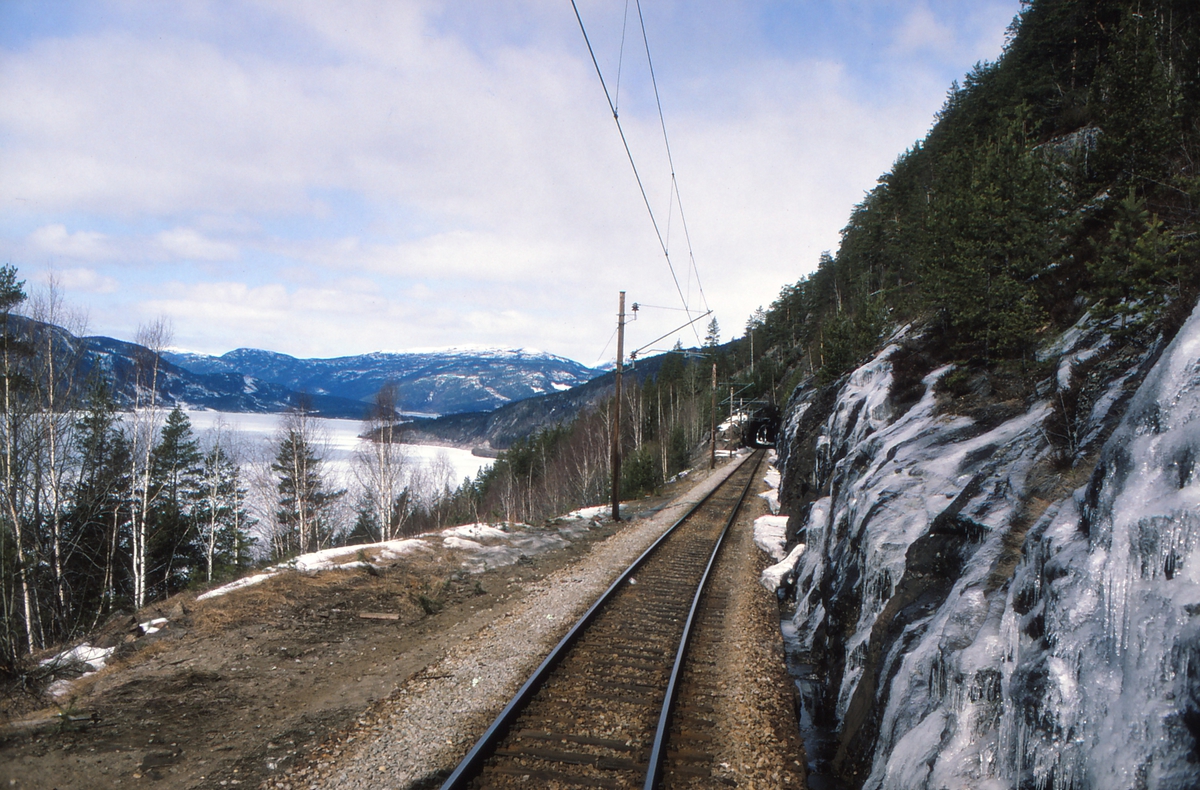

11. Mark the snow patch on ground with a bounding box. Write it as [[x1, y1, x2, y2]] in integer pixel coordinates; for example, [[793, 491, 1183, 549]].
[[443, 536, 483, 551], [40, 643, 114, 671], [564, 504, 628, 520], [761, 543, 806, 592], [441, 523, 510, 540], [197, 572, 276, 600], [40, 643, 117, 697], [139, 617, 168, 635], [198, 508, 621, 600]]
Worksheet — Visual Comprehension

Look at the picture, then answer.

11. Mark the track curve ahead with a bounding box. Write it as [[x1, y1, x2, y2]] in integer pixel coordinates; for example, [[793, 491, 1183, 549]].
[[439, 450, 764, 789]]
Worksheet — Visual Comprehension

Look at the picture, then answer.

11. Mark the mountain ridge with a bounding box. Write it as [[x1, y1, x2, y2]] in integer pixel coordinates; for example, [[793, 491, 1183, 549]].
[[163, 346, 599, 416]]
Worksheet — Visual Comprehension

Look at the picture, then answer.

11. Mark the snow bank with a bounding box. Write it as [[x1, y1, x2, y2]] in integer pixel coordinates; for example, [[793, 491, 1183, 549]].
[[288, 545, 373, 572], [753, 515, 789, 560], [759, 463, 782, 514]]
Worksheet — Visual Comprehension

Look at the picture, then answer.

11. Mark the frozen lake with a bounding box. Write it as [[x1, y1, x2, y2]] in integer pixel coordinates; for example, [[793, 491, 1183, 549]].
[[183, 410, 493, 488]]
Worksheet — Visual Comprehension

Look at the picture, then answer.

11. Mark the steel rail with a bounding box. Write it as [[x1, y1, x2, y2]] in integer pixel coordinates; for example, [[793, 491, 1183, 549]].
[[643, 451, 762, 789], [437, 451, 758, 790]]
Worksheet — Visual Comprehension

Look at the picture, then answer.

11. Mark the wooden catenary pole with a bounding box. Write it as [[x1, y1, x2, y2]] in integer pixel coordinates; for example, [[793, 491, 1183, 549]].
[[611, 291, 626, 521], [710, 362, 717, 470]]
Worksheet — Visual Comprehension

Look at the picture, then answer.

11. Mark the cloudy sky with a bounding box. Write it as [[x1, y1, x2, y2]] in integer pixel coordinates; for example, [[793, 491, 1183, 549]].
[[0, 0, 1020, 365]]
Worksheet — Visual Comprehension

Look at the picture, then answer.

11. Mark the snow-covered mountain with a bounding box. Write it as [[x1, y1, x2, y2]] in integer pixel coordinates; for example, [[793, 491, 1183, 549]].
[[1, 316, 596, 420], [772, 301, 1200, 789], [163, 347, 600, 416], [82, 334, 369, 418]]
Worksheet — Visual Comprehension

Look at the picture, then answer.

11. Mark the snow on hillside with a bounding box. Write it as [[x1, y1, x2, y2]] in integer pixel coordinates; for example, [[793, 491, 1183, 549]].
[[164, 346, 600, 416], [197, 505, 625, 602]]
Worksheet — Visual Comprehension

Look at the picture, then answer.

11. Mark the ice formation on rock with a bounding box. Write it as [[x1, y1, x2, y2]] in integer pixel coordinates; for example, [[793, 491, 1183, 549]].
[[776, 300, 1200, 789]]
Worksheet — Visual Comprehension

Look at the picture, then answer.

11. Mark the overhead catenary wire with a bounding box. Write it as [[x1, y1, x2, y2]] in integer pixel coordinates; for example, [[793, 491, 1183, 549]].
[[570, 0, 708, 344], [592, 325, 620, 368], [634, 0, 709, 322], [630, 309, 712, 361], [632, 302, 696, 312]]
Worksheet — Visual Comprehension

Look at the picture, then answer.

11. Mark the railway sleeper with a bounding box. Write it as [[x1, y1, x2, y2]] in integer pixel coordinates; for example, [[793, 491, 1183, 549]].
[[495, 747, 641, 773], [517, 730, 635, 751], [593, 680, 661, 695], [488, 764, 624, 787], [584, 658, 668, 673]]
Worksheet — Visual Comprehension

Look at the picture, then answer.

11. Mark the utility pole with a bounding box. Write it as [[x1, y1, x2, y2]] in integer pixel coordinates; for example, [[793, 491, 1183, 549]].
[[710, 362, 717, 470], [611, 291, 626, 522]]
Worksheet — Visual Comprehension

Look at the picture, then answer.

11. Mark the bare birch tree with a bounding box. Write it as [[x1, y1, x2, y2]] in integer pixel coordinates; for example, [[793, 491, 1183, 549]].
[[128, 318, 171, 609], [28, 277, 87, 625], [352, 385, 408, 541], [0, 266, 37, 660]]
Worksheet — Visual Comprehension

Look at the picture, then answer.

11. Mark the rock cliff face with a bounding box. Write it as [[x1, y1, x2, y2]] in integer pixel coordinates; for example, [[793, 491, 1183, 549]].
[[775, 302, 1200, 789]]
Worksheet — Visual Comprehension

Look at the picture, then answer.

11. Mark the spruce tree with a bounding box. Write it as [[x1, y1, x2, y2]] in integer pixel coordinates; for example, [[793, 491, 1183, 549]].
[[64, 379, 131, 625], [271, 414, 343, 558], [147, 406, 202, 598]]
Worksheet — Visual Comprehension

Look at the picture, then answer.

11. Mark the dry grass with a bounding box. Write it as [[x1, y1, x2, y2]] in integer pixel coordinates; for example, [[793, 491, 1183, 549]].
[[190, 568, 358, 634], [189, 556, 458, 637]]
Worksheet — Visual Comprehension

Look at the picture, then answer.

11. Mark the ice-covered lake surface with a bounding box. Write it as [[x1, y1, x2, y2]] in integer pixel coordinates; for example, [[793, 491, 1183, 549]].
[[184, 410, 493, 487]]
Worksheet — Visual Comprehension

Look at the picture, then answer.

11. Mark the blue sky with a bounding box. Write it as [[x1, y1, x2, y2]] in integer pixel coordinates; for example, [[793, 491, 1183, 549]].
[[0, 0, 1020, 363]]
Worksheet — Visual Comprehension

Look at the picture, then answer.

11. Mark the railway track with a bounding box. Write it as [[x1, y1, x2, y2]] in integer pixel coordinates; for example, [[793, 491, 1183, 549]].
[[439, 450, 765, 789]]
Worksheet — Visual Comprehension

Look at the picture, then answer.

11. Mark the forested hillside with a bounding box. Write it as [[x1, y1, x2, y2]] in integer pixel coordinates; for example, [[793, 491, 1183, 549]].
[[728, 0, 1198, 397], [753, 2, 1200, 787]]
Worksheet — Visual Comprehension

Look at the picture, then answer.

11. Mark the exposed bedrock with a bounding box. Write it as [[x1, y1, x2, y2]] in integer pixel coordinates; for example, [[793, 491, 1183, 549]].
[[775, 302, 1200, 789]]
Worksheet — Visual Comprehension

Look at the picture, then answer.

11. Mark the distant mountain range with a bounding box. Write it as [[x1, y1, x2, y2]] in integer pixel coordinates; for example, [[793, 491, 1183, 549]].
[[162, 347, 600, 417], [2, 314, 601, 421]]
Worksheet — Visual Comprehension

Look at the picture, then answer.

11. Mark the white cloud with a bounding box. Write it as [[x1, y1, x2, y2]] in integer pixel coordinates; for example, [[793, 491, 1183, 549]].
[[156, 228, 239, 262], [41, 267, 119, 295], [891, 3, 956, 56], [0, 1, 1021, 361], [28, 224, 114, 260]]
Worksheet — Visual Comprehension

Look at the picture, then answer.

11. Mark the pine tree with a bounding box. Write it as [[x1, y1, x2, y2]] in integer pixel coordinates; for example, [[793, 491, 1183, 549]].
[[1089, 189, 1186, 332], [704, 318, 721, 349], [918, 110, 1060, 360]]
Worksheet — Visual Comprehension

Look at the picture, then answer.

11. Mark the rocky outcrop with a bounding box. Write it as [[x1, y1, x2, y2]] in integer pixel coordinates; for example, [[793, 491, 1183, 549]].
[[773, 305, 1200, 789]]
